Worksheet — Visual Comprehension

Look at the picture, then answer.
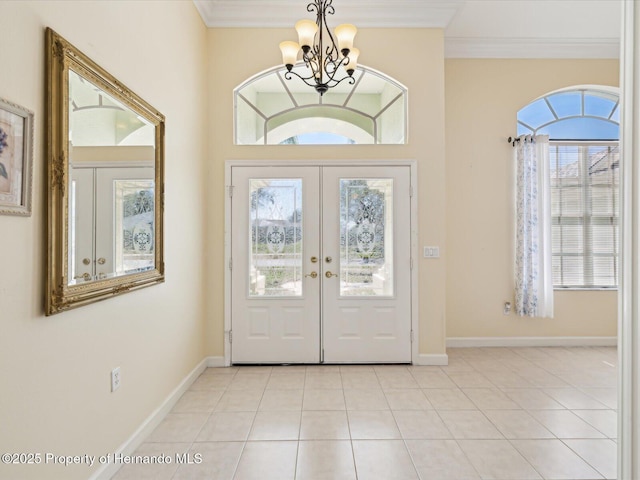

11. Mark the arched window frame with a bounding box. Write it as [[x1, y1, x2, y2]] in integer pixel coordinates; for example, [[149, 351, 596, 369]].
[[517, 86, 620, 289], [234, 64, 407, 145], [517, 85, 620, 139]]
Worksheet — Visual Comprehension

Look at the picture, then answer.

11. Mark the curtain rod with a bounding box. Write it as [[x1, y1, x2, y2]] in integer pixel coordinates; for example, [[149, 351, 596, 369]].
[[507, 136, 534, 147], [508, 136, 617, 146]]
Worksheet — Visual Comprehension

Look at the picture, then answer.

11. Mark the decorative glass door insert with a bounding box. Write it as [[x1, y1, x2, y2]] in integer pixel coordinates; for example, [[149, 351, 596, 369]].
[[249, 179, 303, 297], [114, 179, 155, 275], [340, 178, 394, 296]]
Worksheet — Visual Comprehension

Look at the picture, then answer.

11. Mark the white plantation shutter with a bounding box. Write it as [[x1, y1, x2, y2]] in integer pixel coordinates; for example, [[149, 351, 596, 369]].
[[550, 142, 619, 288]]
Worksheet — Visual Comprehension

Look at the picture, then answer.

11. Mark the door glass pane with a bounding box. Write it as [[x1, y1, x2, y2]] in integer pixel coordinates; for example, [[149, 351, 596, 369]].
[[114, 180, 155, 276], [249, 179, 303, 296], [340, 178, 394, 296]]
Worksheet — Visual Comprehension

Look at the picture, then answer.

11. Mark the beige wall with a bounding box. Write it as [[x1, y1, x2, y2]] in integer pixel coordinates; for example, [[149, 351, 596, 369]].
[[206, 28, 448, 357], [445, 59, 619, 339], [0, 4, 621, 478], [0, 2, 208, 479]]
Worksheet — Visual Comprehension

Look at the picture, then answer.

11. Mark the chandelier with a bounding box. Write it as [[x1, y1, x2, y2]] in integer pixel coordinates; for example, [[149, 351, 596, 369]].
[[279, 0, 359, 96]]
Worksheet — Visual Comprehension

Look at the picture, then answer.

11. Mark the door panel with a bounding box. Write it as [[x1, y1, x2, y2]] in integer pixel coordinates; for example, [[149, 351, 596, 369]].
[[321, 166, 411, 363], [69, 168, 95, 283], [231, 167, 320, 363]]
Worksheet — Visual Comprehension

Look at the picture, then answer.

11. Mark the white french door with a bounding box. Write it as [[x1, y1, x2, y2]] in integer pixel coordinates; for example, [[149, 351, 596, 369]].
[[230, 165, 411, 364], [70, 166, 154, 283], [231, 167, 321, 364], [322, 166, 411, 363]]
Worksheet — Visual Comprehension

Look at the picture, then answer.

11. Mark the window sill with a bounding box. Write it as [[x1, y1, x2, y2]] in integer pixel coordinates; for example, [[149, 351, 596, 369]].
[[553, 287, 618, 291]]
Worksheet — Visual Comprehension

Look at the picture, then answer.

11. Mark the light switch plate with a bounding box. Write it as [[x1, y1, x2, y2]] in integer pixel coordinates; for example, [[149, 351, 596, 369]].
[[423, 246, 440, 258]]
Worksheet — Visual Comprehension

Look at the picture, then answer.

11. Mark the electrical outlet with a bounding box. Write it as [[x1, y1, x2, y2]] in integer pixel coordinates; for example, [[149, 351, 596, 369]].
[[503, 302, 512, 315], [111, 367, 121, 392]]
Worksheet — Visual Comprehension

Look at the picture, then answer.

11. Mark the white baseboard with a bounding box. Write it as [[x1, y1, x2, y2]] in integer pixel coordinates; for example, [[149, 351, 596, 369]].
[[446, 336, 618, 348], [206, 356, 226, 367], [415, 353, 449, 366], [90, 357, 210, 480]]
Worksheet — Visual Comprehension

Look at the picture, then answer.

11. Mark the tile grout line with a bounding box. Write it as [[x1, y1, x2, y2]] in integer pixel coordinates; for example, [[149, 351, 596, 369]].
[[239, 367, 275, 480], [340, 367, 360, 480], [170, 367, 239, 480], [125, 348, 618, 480], [559, 437, 614, 480], [291, 366, 309, 480]]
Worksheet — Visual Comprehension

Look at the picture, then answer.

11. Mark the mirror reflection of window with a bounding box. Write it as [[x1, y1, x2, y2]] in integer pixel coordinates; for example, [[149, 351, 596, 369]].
[[68, 70, 155, 147]]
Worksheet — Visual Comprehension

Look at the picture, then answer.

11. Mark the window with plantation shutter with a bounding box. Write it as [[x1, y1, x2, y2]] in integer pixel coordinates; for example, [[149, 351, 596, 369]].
[[550, 143, 619, 288], [517, 87, 620, 289]]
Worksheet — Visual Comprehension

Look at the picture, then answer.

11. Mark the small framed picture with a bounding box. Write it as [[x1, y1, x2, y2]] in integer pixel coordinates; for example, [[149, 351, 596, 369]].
[[0, 97, 34, 216]]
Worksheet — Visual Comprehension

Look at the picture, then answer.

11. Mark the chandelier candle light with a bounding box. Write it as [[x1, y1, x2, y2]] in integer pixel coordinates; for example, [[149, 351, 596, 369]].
[[280, 0, 359, 95]]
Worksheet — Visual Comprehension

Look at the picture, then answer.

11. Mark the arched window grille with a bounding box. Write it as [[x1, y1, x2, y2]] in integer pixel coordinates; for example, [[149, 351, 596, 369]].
[[234, 64, 407, 145], [517, 87, 619, 139]]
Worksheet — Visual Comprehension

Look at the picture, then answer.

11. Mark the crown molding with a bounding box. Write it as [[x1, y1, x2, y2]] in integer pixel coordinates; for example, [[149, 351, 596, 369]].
[[193, 0, 464, 28], [193, 1, 621, 59], [445, 37, 620, 59]]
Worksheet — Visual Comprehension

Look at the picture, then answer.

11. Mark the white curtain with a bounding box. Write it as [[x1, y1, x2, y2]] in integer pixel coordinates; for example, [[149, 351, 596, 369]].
[[515, 134, 554, 317]]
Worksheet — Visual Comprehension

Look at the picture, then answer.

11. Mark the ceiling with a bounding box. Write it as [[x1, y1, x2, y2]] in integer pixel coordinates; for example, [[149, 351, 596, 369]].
[[193, 0, 621, 58]]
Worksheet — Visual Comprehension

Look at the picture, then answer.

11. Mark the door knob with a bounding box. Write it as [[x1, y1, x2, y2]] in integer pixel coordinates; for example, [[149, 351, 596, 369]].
[[305, 271, 318, 278], [310, 256, 318, 263], [325, 256, 332, 263], [74, 273, 91, 281], [325, 271, 338, 278], [97, 257, 106, 265], [82, 258, 91, 265]]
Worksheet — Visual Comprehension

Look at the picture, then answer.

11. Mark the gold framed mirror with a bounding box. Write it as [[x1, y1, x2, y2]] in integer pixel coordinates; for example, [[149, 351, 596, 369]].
[[45, 28, 165, 315]]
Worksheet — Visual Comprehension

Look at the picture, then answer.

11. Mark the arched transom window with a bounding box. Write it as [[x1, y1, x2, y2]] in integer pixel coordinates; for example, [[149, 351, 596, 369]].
[[234, 64, 407, 145], [517, 86, 620, 289], [517, 86, 619, 139]]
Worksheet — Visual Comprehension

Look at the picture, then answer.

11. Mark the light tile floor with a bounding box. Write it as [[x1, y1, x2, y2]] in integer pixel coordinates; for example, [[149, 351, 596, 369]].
[[112, 346, 617, 480]]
